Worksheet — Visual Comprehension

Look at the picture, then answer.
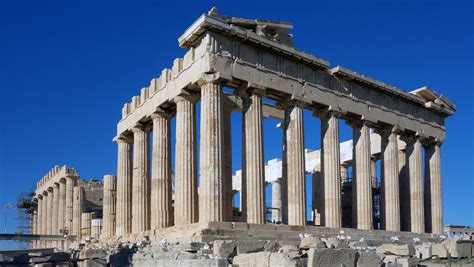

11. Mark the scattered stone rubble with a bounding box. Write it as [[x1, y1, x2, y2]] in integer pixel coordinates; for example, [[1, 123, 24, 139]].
[[1, 234, 472, 266]]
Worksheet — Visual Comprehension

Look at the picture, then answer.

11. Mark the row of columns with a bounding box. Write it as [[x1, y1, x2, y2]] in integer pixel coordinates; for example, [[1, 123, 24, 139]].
[[113, 78, 444, 236], [32, 176, 78, 247]]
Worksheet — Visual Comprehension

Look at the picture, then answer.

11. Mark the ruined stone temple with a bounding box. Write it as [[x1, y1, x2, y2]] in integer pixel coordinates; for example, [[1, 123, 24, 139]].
[[27, 8, 457, 261]]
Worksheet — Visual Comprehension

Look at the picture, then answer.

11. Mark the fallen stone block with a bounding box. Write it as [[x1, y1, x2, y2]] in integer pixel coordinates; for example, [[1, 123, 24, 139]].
[[431, 243, 448, 258], [236, 240, 266, 254], [213, 240, 236, 258], [446, 239, 472, 258], [300, 237, 326, 249], [380, 243, 415, 256], [307, 248, 357, 267], [79, 249, 107, 260], [357, 251, 383, 267], [415, 243, 432, 260], [233, 251, 272, 267], [269, 252, 303, 267]]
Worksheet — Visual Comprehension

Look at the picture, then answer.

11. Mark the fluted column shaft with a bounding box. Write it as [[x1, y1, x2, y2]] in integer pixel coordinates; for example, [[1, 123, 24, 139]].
[[37, 197, 43, 236], [46, 189, 53, 236], [424, 141, 443, 234], [199, 79, 225, 222], [103, 175, 117, 238], [175, 98, 199, 225], [321, 111, 341, 228], [352, 121, 373, 230], [399, 148, 411, 231], [41, 193, 47, 245], [72, 186, 84, 240], [284, 103, 306, 226], [404, 137, 424, 233], [151, 112, 173, 228], [380, 128, 400, 231], [65, 176, 75, 232], [116, 138, 132, 235], [52, 183, 59, 236], [81, 212, 92, 240], [243, 91, 265, 224], [132, 126, 150, 233], [58, 180, 66, 234], [271, 179, 282, 222]]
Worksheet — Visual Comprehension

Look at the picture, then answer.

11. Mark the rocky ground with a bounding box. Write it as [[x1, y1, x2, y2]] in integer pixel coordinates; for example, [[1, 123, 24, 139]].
[[0, 234, 472, 266]]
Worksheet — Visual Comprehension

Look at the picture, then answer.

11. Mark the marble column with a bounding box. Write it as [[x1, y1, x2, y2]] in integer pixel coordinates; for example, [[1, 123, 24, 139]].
[[398, 148, 410, 231], [132, 125, 150, 233], [403, 136, 425, 233], [37, 196, 43, 246], [199, 78, 225, 222], [52, 183, 59, 236], [81, 212, 92, 240], [380, 127, 400, 231], [424, 141, 443, 234], [72, 186, 84, 240], [175, 97, 199, 225], [65, 176, 75, 232], [46, 188, 53, 236], [242, 90, 265, 224], [320, 111, 341, 228], [116, 138, 132, 236], [223, 101, 234, 221], [41, 192, 47, 246], [284, 102, 306, 226], [58, 180, 66, 234], [271, 179, 282, 222], [151, 112, 173, 228], [351, 121, 373, 230], [31, 210, 37, 247], [102, 175, 117, 238]]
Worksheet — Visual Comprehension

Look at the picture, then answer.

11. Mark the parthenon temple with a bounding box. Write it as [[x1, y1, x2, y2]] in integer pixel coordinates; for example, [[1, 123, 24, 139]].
[[29, 9, 456, 249]]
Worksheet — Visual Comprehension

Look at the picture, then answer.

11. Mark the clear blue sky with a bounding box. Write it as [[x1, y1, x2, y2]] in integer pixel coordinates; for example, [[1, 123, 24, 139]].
[[1, 0, 472, 248]]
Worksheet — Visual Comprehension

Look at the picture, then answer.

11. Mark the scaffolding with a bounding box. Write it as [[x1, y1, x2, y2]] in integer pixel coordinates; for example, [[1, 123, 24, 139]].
[[15, 189, 36, 248]]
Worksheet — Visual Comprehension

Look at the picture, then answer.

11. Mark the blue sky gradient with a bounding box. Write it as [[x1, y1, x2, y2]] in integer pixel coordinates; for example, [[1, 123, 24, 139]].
[[1, 0, 472, 248]]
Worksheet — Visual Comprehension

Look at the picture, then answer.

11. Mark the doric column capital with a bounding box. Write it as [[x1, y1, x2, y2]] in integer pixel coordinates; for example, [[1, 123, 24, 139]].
[[313, 108, 343, 120], [150, 110, 172, 121], [131, 123, 151, 133], [236, 82, 266, 98], [114, 133, 133, 144], [173, 93, 199, 104], [278, 98, 305, 109], [345, 118, 371, 129], [421, 137, 443, 148], [197, 72, 224, 86], [374, 124, 401, 138]]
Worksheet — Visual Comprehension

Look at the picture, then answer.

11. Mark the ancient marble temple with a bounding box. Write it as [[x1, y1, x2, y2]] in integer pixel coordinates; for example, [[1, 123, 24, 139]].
[[30, 9, 455, 247]]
